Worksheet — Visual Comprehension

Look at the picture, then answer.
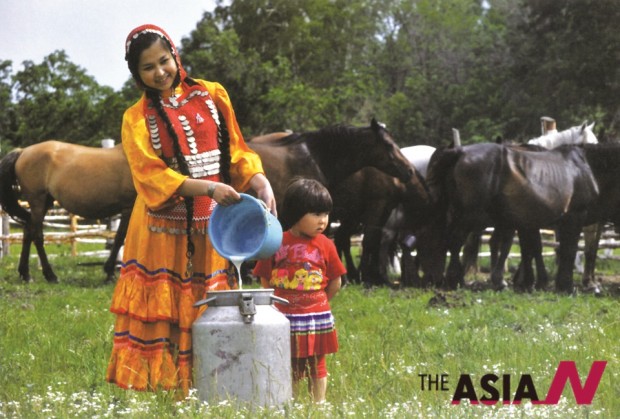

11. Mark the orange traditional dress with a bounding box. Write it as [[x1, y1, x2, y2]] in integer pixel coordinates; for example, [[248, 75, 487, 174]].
[[105, 79, 264, 395]]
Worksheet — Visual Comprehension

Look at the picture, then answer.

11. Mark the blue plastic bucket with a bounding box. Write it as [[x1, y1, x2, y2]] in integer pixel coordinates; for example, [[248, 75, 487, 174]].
[[208, 193, 283, 261]]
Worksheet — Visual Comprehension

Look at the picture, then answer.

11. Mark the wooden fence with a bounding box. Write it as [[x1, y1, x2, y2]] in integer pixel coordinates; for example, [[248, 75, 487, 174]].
[[0, 202, 120, 260], [3, 205, 620, 273]]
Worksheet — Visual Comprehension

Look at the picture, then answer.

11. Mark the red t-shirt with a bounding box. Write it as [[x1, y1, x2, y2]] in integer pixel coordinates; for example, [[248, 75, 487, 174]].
[[253, 231, 346, 292]]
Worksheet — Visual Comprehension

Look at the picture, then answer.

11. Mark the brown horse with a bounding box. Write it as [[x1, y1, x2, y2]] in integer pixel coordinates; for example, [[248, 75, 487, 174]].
[[331, 164, 432, 287], [248, 119, 415, 219], [0, 141, 136, 283]]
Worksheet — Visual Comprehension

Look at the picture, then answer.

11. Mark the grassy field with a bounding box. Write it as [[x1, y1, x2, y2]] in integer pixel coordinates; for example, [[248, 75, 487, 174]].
[[0, 243, 618, 418]]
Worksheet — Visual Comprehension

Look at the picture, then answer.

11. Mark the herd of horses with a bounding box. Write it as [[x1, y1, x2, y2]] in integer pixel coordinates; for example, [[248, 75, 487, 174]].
[[1, 118, 617, 295]]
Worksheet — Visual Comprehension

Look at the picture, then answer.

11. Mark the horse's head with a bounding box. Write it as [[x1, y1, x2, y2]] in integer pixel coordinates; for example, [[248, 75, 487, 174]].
[[580, 121, 598, 144], [368, 118, 414, 182], [528, 121, 598, 149]]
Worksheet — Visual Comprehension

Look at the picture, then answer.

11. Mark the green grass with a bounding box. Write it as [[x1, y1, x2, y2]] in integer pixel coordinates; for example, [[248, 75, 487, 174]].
[[0, 244, 618, 418]]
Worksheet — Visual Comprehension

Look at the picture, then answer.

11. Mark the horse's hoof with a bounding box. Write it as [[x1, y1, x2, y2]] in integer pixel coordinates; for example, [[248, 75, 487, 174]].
[[583, 284, 602, 297], [46, 276, 59, 284], [20, 274, 32, 283], [493, 280, 508, 291]]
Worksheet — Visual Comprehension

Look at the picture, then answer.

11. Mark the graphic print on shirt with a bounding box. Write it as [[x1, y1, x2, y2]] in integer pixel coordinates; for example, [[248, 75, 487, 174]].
[[269, 243, 325, 291]]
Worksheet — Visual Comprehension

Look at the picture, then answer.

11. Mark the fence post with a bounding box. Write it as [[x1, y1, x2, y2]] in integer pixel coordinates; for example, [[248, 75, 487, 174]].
[[100, 139, 120, 249], [0, 209, 9, 257], [70, 214, 78, 257], [540, 116, 557, 135]]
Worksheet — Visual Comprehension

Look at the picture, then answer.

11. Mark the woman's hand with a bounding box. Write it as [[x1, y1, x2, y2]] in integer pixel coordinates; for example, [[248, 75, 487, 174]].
[[249, 173, 277, 216], [211, 182, 241, 206]]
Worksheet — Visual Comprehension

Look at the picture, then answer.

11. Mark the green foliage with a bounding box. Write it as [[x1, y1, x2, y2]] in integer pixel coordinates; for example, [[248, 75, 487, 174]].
[[2, 0, 620, 148], [498, 0, 620, 138]]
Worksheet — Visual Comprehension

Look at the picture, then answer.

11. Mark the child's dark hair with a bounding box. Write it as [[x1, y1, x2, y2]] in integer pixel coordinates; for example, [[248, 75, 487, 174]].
[[281, 178, 332, 230]]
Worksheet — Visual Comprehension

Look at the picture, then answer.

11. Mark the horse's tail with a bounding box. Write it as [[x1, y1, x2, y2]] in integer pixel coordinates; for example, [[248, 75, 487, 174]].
[[424, 146, 463, 207], [0, 149, 30, 225]]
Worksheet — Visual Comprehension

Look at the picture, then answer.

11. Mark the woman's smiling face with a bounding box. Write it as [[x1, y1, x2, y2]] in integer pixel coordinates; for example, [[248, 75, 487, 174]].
[[137, 38, 178, 92]]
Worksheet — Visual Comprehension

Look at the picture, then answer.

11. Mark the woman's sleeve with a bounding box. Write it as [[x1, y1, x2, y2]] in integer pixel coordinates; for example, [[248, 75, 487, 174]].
[[202, 81, 265, 192], [121, 100, 187, 210]]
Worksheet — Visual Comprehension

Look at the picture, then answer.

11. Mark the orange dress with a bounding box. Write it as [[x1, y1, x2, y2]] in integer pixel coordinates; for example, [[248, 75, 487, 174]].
[[105, 80, 264, 395]]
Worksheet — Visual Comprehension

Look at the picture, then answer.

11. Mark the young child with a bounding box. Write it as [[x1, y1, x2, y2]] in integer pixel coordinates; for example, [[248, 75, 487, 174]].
[[253, 178, 345, 403]]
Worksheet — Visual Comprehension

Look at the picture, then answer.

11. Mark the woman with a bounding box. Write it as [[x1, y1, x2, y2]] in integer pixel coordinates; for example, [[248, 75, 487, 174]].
[[105, 24, 275, 396]]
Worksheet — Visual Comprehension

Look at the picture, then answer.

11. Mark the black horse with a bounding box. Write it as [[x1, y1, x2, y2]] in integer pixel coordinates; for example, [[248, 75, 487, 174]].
[[422, 142, 620, 293]]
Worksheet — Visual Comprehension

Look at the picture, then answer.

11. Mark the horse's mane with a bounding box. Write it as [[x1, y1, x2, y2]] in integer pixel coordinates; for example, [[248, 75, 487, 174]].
[[265, 124, 366, 146]]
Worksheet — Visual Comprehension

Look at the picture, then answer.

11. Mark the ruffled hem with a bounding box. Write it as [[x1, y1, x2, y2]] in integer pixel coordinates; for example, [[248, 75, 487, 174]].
[[110, 263, 205, 329], [106, 334, 192, 395], [107, 261, 234, 394]]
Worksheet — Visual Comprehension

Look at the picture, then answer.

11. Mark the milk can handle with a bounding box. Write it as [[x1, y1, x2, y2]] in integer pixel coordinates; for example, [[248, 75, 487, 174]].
[[193, 295, 217, 308], [257, 198, 275, 226], [270, 295, 289, 305]]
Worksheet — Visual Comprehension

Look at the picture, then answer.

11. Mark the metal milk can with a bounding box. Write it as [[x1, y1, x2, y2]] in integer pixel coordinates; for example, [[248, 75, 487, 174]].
[[192, 289, 292, 406]]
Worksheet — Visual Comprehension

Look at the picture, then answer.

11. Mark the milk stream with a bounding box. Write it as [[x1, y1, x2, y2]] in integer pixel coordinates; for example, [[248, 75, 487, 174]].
[[229, 255, 247, 290]]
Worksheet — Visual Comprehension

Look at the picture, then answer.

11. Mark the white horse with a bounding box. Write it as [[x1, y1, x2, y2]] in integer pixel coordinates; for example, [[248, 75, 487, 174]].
[[401, 144, 436, 177], [527, 121, 597, 148]]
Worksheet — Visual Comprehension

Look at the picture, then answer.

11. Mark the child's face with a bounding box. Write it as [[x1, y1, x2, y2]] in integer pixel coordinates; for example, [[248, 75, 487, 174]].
[[137, 39, 178, 92], [291, 212, 329, 238]]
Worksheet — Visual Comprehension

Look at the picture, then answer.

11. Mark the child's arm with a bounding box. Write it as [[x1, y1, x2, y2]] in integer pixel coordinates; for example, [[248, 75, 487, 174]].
[[259, 277, 270, 288], [325, 276, 341, 301]]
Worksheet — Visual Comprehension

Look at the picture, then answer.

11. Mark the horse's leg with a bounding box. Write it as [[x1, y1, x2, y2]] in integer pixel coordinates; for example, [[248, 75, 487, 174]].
[[489, 227, 513, 291], [360, 224, 383, 287], [555, 223, 581, 294], [29, 204, 58, 283], [461, 231, 481, 276], [334, 226, 359, 284], [581, 222, 602, 295], [103, 207, 131, 283], [415, 224, 447, 288], [360, 199, 398, 287], [532, 231, 549, 291], [400, 244, 422, 287], [445, 228, 468, 290], [513, 229, 537, 292], [18, 222, 33, 282], [528, 229, 549, 291]]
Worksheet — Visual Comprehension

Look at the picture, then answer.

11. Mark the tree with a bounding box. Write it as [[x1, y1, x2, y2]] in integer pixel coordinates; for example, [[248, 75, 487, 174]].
[[181, 0, 386, 135], [10, 50, 121, 147], [373, 0, 510, 145], [0, 60, 15, 151], [500, 0, 620, 138]]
